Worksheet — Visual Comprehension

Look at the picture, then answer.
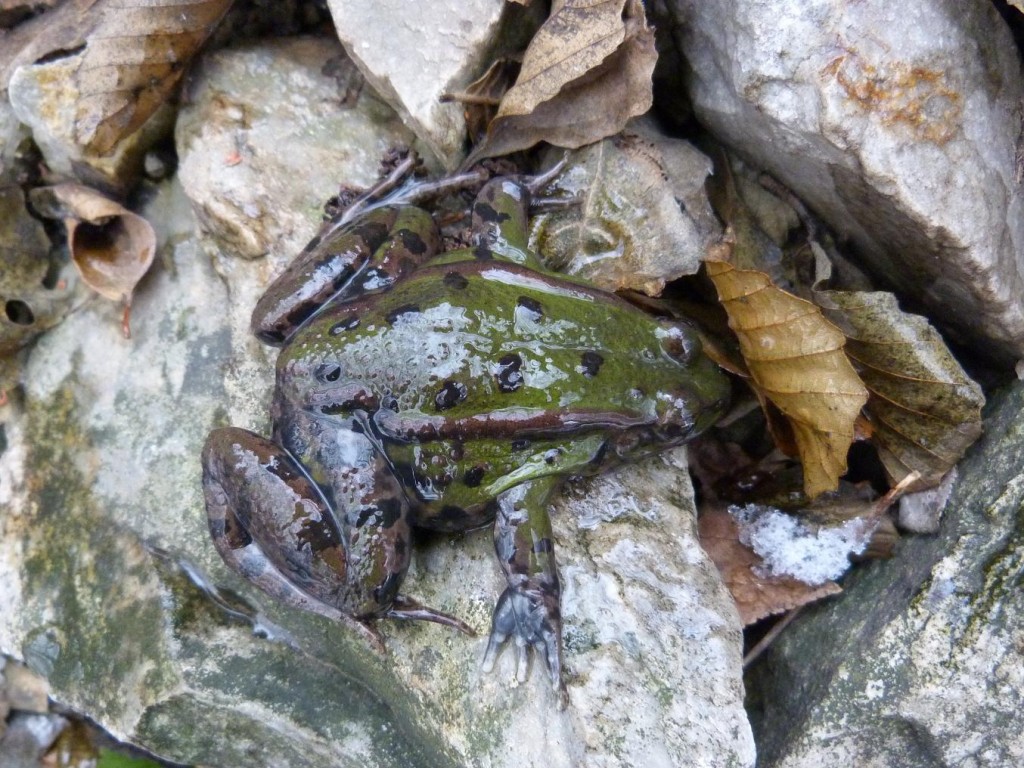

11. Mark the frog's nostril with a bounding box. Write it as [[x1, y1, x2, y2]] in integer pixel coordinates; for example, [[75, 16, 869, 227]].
[[316, 363, 342, 383]]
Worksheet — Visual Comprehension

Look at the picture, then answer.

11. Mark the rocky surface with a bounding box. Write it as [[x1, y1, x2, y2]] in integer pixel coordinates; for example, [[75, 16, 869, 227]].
[[0, 35, 754, 767], [659, 0, 1024, 363], [327, 0, 513, 169], [747, 381, 1024, 767]]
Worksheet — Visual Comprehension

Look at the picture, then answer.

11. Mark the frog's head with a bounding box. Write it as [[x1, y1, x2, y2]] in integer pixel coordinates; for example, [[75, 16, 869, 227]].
[[651, 321, 732, 442]]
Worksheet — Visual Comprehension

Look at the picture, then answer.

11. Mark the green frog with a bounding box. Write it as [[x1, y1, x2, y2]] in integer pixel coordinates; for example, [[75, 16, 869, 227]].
[[201, 172, 731, 703]]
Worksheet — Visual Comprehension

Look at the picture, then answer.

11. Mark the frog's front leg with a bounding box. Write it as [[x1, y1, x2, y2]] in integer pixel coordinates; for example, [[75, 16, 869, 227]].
[[482, 476, 568, 706], [253, 205, 441, 345]]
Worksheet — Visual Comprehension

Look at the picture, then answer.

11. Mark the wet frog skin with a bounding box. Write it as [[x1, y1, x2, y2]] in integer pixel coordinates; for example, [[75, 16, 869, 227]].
[[201, 174, 731, 702]]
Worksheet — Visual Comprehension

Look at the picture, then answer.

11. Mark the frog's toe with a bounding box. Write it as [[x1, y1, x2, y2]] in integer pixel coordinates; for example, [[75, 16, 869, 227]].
[[386, 594, 475, 635], [482, 586, 563, 693]]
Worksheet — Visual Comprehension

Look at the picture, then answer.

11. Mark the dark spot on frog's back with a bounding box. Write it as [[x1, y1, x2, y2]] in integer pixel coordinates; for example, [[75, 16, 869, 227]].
[[516, 296, 543, 318], [495, 352, 524, 393], [474, 201, 511, 224], [580, 351, 604, 377], [444, 271, 469, 290], [472, 244, 493, 260], [435, 380, 468, 411], [354, 220, 391, 248], [463, 465, 486, 487], [397, 228, 429, 255], [386, 304, 420, 324]]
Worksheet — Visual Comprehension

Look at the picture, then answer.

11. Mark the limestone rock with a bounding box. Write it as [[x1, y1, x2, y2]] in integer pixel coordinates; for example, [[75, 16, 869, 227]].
[[326, 0, 508, 169], [0, 34, 754, 768], [661, 0, 1024, 363], [748, 382, 1024, 767]]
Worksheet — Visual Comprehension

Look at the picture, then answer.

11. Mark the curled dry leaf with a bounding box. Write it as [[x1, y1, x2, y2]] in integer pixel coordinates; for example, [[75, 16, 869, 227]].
[[30, 184, 155, 339], [75, 0, 232, 155], [814, 289, 984, 491], [528, 136, 707, 294], [705, 259, 869, 499], [464, 0, 655, 165], [698, 508, 842, 626]]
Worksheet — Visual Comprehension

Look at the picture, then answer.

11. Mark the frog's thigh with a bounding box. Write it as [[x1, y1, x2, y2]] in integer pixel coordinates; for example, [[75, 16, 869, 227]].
[[201, 427, 349, 616]]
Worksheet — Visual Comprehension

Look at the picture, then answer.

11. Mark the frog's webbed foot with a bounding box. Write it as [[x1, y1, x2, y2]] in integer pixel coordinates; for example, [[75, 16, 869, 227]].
[[484, 479, 568, 707], [386, 594, 475, 636], [482, 583, 568, 707]]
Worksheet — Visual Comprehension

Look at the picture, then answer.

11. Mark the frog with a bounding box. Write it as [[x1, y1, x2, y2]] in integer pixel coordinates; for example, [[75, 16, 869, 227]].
[[200, 170, 732, 704]]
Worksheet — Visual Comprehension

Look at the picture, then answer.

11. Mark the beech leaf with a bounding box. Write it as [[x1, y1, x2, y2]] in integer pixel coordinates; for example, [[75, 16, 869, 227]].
[[464, 0, 655, 164], [30, 183, 155, 338], [528, 136, 707, 294], [77, 0, 232, 154], [705, 259, 869, 499], [698, 508, 842, 626], [814, 289, 984, 490]]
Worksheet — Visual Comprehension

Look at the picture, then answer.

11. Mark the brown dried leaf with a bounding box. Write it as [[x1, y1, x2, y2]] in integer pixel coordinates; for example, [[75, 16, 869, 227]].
[[529, 136, 706, 294], [814, 289, 984, 491], [705, 258, 869, 499], [465, 0, 655, 164], [448, 57, 521, 145], [74, 0, 231, 154], [698, 509, 841, 626], [30, 183, 155, 337]]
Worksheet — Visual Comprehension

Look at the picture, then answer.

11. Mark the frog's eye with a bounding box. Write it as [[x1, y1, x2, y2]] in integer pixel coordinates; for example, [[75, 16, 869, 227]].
[[315, 363, 342, 383], [658, 322, 702, 366]]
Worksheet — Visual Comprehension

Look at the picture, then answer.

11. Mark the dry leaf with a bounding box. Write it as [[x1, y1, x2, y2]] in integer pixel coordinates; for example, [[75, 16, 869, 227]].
[[528, 136, 706, 294], [30, 183, 155, 338], [705, 258, 869, 499], [75, 0, 232, 155], [464, 0, 655, 164], [698, 508, 841, 625], [815, 289, 984, 490], [446, 57, 521, 145]]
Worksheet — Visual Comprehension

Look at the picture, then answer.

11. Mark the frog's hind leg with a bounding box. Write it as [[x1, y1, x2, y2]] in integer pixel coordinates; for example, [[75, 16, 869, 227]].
[[201, 427, 386, 651], [386, 595, 474, 635], [482, 477, 568, 706]]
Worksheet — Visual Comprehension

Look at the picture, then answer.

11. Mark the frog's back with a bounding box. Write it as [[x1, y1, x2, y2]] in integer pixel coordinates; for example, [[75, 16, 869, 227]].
[[291, 260, 709, 425]]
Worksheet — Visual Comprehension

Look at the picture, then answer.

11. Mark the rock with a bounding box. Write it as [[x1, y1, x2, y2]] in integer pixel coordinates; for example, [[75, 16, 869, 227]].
[[747, 381, 1024, 767], [0, 712, 67, 767], [0, 35, 754, 768], [7, 56, 174, 192], [660, 0, 1024, 363], [326, 0, 510, 168], [0, 98, 32, 181], [176, 36, 426, 264]]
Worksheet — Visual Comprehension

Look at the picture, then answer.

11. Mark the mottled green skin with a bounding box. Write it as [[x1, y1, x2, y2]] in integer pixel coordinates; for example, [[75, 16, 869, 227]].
[[201, 176, 731, 702]]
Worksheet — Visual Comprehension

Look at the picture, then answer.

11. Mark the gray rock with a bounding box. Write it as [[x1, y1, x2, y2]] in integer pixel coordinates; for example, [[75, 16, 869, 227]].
[[176, 36, 426, 264], [7, 55, 174, 191], [748, 381, 1024, 767], [0, 35, 754, 768], [327, 0, 507, 169], [660, 0, 1024, 362]]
